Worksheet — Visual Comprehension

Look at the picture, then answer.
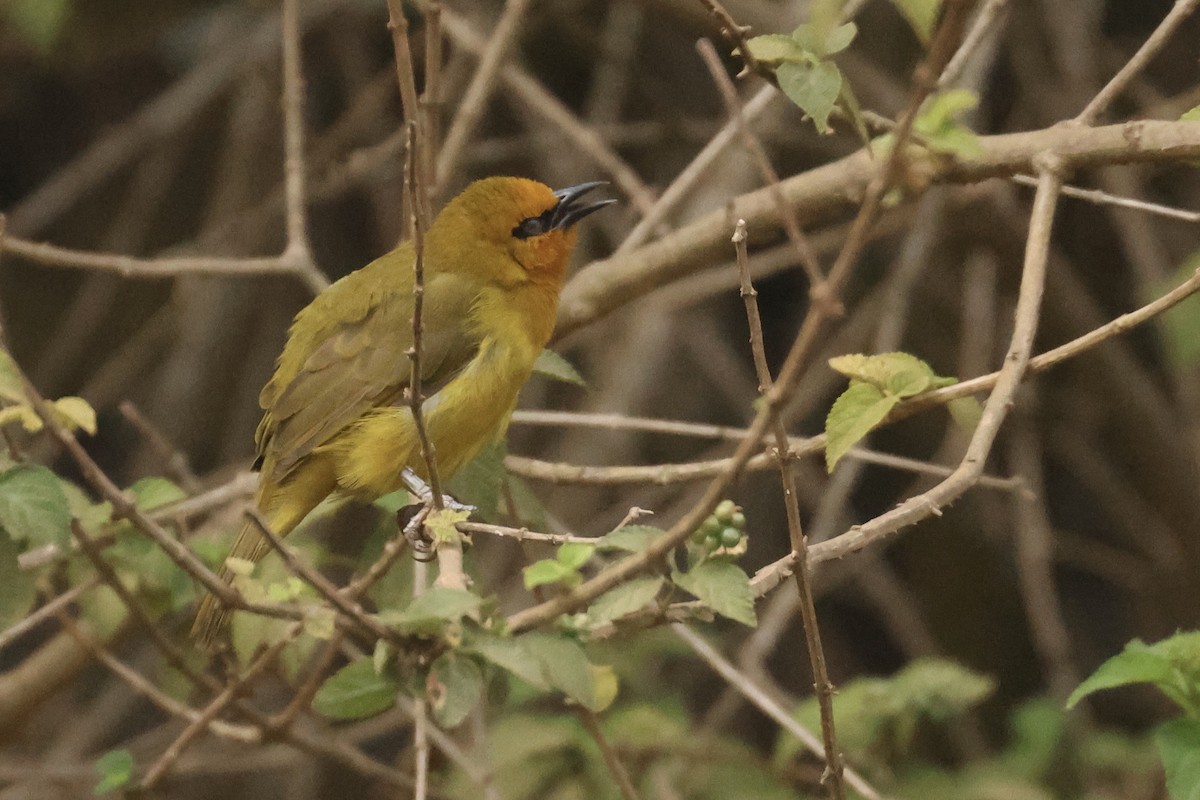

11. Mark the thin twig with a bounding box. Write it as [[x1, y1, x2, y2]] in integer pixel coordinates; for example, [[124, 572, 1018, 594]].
[[733, 218, 844, 798], [671, 624, 885, 800], [576, 707, 643, 800], [0, 578, 98, 652], [753, 156, 1066, 590], [617, 85, 775, 255], [698, 43, 827, 297], [1076, 0, 1200, 124], [281, 0, 314, 266], [404, 121, 444, 508], [1011, 173, 1200, 221], [436, 0, 533, 182]]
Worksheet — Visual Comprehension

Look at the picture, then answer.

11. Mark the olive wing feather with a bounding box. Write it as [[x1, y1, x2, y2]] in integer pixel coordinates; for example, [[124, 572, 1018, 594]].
[[254, 269, 480, 482]]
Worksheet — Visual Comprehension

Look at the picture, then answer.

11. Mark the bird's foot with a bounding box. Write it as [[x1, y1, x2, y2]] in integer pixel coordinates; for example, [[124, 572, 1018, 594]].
[[399, 468, 476, 514]]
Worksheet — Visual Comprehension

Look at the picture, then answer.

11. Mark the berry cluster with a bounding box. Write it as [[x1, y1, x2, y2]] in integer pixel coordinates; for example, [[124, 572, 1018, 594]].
[[692, 499, 746, 550]]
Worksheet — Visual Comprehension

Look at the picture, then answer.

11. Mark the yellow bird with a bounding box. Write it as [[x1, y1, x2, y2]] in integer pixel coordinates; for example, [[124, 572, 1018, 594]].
[[192, 177, 613, 644]]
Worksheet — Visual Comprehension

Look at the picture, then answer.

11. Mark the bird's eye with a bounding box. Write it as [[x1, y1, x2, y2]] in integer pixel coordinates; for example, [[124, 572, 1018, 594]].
[[512, 213, 552, 240]]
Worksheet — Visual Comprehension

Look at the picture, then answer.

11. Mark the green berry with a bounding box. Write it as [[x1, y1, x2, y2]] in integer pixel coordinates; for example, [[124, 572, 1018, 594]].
[[730, 511, 746, 530], [700, 516, 722, 537], [719, 527, 742, 548], [714, 500, 737, 523]]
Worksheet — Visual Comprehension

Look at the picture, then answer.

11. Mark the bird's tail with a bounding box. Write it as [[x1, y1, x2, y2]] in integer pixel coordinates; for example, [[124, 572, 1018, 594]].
[[191, 461, 336, 647]]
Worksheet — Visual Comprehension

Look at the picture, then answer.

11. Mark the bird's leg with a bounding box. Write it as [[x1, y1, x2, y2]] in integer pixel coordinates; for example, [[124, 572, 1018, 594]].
[[399, 468, 475, 513]]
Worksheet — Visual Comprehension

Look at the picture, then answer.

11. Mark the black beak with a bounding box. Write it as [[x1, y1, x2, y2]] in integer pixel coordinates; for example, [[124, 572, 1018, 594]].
[[550, 181, 617, 230]]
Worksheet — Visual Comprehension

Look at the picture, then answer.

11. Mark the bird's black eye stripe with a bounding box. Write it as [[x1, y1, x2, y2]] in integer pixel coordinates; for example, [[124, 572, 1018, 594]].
[[512, 207, 557, 239]]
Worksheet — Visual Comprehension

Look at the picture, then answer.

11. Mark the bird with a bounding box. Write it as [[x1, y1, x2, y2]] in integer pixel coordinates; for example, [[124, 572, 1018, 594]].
[[191, 176, 614, 644]]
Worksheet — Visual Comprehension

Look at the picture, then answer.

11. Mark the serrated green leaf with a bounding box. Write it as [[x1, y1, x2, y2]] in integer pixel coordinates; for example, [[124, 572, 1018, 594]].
[[313, 658, 400, 720], [429, 653, 484, 728], [379, 586, 482, 636], [0, 464, 71, 549], [824, 382, 900, 471], [829, 351, 945, 396], [0, 531, 36, 630], [467, 633, 549, 689], [588, 576, 663, 626], [672, 560, 757, 627], [597, 524, 663, 553], [533, 349, 586, 387], [445, 440, 506, 520], [556, 542, 594, 569], [891, 0, 942, 43], [93, 748, 133, 795], [53, 397, 97, 435], [1158, 718, 1200, 800], [777, 59, 842, 134], [523, 558, 578, 590], [128, 477, 186, 510], [524, 632, 595, 707], [744, 33, 805, 65]]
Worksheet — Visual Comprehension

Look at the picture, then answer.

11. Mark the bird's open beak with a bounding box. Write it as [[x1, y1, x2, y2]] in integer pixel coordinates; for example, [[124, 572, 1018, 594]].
[[550, 181, 617, 230]]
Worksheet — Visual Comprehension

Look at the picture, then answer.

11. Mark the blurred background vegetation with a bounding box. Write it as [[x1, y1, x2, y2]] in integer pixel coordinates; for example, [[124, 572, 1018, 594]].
[[2, 0, 1200, 797]]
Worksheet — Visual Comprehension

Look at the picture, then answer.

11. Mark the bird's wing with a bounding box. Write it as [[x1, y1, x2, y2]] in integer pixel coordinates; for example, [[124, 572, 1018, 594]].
[[255, 267, 480, 482]]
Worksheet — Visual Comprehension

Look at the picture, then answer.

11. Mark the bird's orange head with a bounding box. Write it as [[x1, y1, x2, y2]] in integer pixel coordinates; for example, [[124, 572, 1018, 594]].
[[426, 177, 614, 289]]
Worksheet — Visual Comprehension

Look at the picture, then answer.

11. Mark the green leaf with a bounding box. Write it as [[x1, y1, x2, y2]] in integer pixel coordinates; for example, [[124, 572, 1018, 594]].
[[744, 33, 805, 65], [524, 632, 595, 707], [429, 653, 484, 728], [53, 397, 97, 435], [0, 404, 43, 433], [672, 560, 757, 627], [426, 508, 469, 544], [467, 633, 549, 689], [1068, 632, 1200, 714], [523, 558, 579, 590], [790, 21, 857, 56], [0, 351, 25, 403], [824, 382, 900, 472], [0, 531, 36, 634], [588, 576, 663, 626], [445, 440, 506, 520], [1183, 105, 1200, 122], [379, 586, 483, 636], [93, 748, 133, 795], [556, 542, 595, 569], [1153, 254, 1200, 370], [128, 477, 186, 510], [891, 0, 943, 43], [777, 60, 842, 134], [914, 89, 982, 157], [312, 658, 400, 720], [829, 351, 949, 397], [823, 21, 858, 54], [948, 396, 983, 433], [1158, 718, 1200, 800], [533, 349, 586, 387], [598, 524, 663, 553], [0, 464, 72, 549]]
